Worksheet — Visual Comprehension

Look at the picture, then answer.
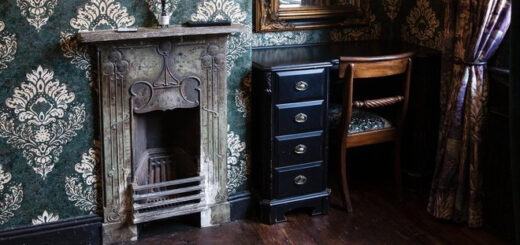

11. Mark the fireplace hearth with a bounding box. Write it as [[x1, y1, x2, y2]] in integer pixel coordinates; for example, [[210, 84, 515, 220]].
[[79, 25, 242, 244]]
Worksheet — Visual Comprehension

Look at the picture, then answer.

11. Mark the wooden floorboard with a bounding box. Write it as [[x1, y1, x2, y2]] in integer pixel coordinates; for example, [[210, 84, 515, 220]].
[[124, 182, 507, 245]]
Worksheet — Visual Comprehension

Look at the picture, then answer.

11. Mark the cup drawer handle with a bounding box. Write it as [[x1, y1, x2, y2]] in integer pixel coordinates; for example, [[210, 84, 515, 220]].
[[294, 144, 307, 154], [294, 113, 308, 123], [294, 175, 308, 185], [295, 81, 309, 91]]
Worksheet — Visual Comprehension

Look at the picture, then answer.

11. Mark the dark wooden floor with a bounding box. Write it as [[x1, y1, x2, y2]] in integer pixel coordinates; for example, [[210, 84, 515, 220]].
[[125, 182, 507, 245]]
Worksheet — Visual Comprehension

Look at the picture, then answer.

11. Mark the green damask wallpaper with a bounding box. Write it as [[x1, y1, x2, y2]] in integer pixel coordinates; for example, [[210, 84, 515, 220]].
[[0, 0, 445, 231]]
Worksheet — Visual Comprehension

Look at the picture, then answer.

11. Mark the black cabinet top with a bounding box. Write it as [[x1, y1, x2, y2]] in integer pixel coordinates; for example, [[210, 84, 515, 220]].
[[252, 41, 419, 71]]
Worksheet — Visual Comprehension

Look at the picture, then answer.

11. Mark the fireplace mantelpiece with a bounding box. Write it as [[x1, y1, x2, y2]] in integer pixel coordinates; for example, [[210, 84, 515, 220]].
[[80, 25, 242, 244]]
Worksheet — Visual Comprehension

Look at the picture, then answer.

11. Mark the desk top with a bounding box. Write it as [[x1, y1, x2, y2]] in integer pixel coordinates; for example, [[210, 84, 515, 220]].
[[252, 41, 419, 71]]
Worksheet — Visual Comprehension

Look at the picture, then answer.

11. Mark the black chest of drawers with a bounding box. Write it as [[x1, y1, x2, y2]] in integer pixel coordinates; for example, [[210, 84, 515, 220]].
[[252, 53, 332, 224]]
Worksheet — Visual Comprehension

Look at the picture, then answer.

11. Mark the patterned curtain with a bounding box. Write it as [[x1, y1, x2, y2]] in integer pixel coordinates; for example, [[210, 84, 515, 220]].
[[427, 0, 511, 227]]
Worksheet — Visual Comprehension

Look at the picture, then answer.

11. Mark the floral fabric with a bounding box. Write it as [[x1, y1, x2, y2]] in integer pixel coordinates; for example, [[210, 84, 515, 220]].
[[328, 104, 392, 133], [428, 0, 511, 227]]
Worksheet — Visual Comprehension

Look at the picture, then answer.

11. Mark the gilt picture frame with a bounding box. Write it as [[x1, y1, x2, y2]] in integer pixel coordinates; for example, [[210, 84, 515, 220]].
[[254, 0, 370, 32]]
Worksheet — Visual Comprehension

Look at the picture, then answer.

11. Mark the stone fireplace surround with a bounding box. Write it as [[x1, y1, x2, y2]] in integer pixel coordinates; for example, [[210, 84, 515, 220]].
[[79, 25, 243, 244]]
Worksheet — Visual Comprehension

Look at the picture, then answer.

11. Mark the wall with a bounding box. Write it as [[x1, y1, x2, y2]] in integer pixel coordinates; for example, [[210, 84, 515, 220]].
[[0, 0, 444, 232], [399, 0, 444, 50]]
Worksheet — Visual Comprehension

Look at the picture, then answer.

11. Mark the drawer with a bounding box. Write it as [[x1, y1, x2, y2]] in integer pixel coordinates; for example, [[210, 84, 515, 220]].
[[275, 100, 325, 136], [274, 131, 324, 167], [276, 68, 326, 103], [273, 162, 324, 199]]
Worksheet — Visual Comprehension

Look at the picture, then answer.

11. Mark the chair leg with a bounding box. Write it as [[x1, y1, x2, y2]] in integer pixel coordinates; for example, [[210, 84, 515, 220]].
[[340, 146, 353, 212], [394, 139, 403, 201]]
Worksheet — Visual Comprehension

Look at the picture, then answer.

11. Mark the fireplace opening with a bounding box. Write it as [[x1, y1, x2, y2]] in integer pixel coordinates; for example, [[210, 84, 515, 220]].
[[131, 107, 205, 224], [134, 107, 200, 184]]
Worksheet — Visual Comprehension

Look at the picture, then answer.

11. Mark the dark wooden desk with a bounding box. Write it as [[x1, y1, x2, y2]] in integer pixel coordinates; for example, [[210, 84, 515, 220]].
[[253, 41, 417, 71], [251, 41, 441, 223]]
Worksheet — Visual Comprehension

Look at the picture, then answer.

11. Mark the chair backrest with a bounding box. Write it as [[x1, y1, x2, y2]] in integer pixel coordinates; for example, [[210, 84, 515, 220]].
[[337, 56, 413, 135], [339, 57, 411, 79]]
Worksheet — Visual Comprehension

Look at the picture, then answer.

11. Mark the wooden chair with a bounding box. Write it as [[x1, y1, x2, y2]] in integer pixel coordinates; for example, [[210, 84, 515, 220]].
[[337, 54, 413, 212]]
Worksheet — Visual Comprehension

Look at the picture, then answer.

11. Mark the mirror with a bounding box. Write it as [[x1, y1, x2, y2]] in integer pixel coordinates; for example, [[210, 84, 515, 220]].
[[254, 0, 369, 32], [280, 0, 353, 9]]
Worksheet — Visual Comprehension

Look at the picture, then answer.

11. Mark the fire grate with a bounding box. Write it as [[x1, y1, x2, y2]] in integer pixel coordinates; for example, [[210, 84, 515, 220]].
[[132, 176, 205, 224]]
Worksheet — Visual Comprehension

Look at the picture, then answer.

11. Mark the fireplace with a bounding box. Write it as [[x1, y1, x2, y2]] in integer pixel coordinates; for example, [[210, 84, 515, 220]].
[[79, 25, 242, 243]]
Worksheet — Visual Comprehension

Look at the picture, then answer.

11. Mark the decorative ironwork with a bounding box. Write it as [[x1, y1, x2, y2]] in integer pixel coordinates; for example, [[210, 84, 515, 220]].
[[130, 41, 202, 113], [130, 81, 154, 111], [201, 43, 226, 71], [200, 43, 226, 203], [102, 49, 129, 77]]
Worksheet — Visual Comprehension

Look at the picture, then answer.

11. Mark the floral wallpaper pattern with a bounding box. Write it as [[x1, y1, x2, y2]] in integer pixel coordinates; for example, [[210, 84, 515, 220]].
[[0, 164, 23, 225], [0, 0, 445, 231], [252, 31, 310, 47], [0, 21, 16, 72], [71, 0, 136, 30], [227, 125, 248, 194], [64, 145, 100, 214], [401, 0, 442, 50], [60, 0, 137, 80], [330, 6, 381, 41], [383, 0, 401, 20], [191, 0, 247, 22], [0, 66, 86, 179], [16, 0, 58, 32], [31, 210, 59, 225], [146, 0, 181, 20]]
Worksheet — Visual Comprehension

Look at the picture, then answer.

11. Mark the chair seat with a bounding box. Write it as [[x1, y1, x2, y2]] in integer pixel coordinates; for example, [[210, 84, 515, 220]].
[[329, 104, 392, 134]]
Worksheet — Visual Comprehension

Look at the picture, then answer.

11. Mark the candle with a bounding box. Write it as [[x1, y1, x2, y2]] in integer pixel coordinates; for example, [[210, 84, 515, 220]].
[[161, 0, 166, 16], [158, 0, 170, 27]]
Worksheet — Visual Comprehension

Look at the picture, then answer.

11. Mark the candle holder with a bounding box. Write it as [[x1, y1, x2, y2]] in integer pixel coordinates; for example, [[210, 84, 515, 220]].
[[146, 0, 180, 28]]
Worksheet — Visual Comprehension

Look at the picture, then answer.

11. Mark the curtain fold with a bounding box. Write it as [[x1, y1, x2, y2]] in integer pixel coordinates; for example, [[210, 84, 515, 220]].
[[427, 0, 511, 227]]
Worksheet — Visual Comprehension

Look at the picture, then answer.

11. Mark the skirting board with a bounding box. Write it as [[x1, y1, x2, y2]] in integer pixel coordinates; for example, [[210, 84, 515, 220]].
[[0, 215, 102, 245], [0, 193, 253, 245], [229, 191, 255, 221]]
